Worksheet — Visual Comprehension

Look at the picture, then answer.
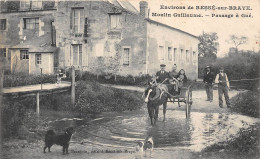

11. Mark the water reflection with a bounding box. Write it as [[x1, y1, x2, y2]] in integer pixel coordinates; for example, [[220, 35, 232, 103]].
[[51, 109, 259, 152]]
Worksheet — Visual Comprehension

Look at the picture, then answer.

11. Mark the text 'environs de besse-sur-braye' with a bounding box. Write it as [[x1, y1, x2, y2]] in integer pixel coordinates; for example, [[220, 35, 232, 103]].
[[151, 5, 253, 18], [159, 5, 252, 11]]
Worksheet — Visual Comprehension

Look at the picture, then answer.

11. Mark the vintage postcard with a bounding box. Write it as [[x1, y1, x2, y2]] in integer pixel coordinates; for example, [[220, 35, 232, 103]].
[[0, 0, 259, 158]]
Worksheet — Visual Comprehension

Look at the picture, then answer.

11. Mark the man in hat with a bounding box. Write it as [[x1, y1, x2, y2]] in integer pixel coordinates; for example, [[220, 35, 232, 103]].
[[215, 67, 231, 108], [156, 64, 170, 84], [203, 66, 214, 102]]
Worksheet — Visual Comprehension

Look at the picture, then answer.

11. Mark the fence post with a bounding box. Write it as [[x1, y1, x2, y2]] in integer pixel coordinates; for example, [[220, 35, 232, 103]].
[[0, 66, 3, 158], [40, 68, 43, 90], [71, 66, 75, 106], [36, 92, 40, 118]]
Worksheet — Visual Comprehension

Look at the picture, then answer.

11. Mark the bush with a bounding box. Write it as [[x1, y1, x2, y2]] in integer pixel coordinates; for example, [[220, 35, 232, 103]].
[[198, 51, 260, 91], [199, 124, 259, 158], [81, 71, 152, 86], [3, 73, 57, 88], [74, 81, 144, 114], [230, 91, 260, 118], [1, 101, 27, 138]]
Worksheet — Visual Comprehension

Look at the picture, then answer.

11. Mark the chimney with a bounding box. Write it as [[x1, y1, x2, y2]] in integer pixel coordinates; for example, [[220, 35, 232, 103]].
[[139, 1, 148, 18]]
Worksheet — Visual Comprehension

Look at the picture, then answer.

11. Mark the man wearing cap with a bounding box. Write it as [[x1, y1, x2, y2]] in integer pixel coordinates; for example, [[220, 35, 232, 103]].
[[156, 64, 170, 84], [203, 66, 214, 102], [215, 67, 231, 108]]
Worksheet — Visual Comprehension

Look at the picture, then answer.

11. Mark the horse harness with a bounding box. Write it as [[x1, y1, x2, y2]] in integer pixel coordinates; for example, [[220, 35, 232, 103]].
[[148, 85, 168, 101]]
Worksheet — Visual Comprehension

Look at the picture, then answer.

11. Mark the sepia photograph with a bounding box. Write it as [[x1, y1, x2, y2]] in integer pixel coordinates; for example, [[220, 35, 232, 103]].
[[0, 0, 259, 158]]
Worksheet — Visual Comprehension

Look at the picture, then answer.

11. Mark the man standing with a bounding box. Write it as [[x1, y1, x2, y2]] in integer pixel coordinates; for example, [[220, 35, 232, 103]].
[[215, 67, 231, 108], [156, 64, 170, 84], [203, 66, 214, 102]]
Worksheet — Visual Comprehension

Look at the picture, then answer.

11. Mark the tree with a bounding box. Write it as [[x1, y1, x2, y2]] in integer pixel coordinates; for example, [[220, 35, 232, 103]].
[[198, 32, 219, 59], [229, 35, 248, 53], [103, 43, 121, 81], [90, 43, 121, 80], [90, 57, 106, 80]]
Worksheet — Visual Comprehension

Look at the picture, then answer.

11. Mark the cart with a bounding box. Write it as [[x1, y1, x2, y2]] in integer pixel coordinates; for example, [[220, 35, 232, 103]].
[[167, 84, 193, 118]]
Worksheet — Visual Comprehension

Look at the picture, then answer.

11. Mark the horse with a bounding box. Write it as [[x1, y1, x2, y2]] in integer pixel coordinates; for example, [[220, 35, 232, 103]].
[[144, 78, 169, 126]]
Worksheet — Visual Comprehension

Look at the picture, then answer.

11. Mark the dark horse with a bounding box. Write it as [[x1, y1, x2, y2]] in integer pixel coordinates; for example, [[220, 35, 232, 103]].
[[144, 78, 169, 126]]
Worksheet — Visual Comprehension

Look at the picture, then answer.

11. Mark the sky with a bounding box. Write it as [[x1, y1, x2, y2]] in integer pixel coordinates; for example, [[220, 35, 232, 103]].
[[129, 0, 260, 57]]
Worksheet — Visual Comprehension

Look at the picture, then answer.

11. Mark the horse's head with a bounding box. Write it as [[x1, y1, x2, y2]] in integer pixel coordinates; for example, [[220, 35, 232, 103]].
[[148, 77, 157, 87], [144, 87, 157, 103]]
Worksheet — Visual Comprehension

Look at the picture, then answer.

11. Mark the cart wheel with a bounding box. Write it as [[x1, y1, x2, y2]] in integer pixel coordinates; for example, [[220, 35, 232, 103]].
[[186, 86, 192, 118]]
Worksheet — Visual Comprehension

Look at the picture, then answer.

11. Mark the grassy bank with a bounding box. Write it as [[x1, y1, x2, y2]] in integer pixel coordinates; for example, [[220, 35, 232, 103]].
[[1, 80, 144, 139], [229, 91, 260, 118], [193, 124, 259, 159]]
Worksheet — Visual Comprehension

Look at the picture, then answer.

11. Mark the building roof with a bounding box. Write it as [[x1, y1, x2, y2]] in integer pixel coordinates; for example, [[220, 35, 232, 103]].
[[12, 33, 57, 53], [146, 18, 198, 39], [107, 1, 197, 39], [107, 0, 139, 14]]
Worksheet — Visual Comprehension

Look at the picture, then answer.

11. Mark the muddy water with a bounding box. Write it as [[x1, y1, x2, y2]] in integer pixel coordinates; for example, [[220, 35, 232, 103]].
[[52, 106, 259, 152]]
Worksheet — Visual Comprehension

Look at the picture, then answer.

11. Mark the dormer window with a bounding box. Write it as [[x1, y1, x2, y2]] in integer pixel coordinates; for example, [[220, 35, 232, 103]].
[[31, 0, 42, 9], [20, 0, 31, 10], [109, 14, 122, 29], [20, 0, 42, 10]]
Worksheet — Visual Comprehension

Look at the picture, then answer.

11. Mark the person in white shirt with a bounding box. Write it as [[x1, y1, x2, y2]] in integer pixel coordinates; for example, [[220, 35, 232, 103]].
[[214, 67, 231, 108]]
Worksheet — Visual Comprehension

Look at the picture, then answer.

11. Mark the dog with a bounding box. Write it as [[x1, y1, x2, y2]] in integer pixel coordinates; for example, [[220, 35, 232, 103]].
[[144, 136, 154, 157], [135, 141, 144, 159], [43, 127, 75, 155]]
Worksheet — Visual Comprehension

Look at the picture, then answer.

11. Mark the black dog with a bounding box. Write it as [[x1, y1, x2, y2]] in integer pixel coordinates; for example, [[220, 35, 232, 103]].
[[43, 127, 75, 155]]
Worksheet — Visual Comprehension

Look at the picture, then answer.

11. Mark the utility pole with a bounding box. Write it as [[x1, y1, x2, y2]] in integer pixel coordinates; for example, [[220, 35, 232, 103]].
[[71, 66, 75, 106]]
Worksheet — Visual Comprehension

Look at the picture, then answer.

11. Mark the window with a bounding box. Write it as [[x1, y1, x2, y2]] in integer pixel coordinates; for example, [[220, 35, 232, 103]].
[[20, 0, 31, 9], [158, 46, 164, 60], [31, 0, 42, 9], [174, 48, 177, 61], [20, 50, 29, 60], [36, 54, 41, 64], [8, 49, 11, 60], [72, 8, 84, 34], [186, 50, 190, 63], [180, 49, 184, 61], [23, 18, 39, 30], [20, 0, 42, 10], [0, 48, 6, 57], [193, 51, 197, 62], [123, 48, 130, 65], [0, 19, 6, 30], [72, 44, 82, 65], [109, 14, 121, 29], [168, 47, 173, 61], [51, 21, 56, 46]]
